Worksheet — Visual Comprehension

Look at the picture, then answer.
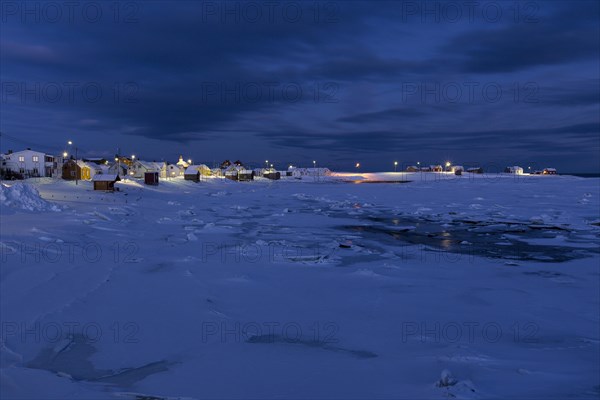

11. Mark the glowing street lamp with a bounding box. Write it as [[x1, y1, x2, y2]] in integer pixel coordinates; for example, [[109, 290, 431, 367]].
[[63, 151, 68, 158], [355, 162, 360, 169], [445, 161, 451, 171], [187, 159, 192, 164], [394, 161, 398, 172], [67, 140, 78, 185], [131, 155, 136, 160]]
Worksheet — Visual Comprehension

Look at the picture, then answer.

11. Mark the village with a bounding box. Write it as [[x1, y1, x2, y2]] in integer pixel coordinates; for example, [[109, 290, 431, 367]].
[[0, 147, 560, 191]]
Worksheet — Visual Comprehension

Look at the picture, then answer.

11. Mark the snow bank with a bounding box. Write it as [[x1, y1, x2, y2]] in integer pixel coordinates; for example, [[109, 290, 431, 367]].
[[0, 182, 61, 212]]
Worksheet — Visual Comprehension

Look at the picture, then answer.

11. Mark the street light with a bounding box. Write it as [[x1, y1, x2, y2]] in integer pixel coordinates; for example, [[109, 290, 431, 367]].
[[187, 159, 192, 164], [132, 155, 136, 160], [67, 140, 78, 185], [63, 152, 68, 158], [355, 162, 360, 169], [394, 161, 398, 172], [445, 161, 451, 171]]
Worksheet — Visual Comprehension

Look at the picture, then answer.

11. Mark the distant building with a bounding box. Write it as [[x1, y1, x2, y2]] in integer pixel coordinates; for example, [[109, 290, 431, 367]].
[[176, 156, 190, 169], [504, 166, 524, 174], [225, 166, 253, 181], [542, 168, 557, 175], [130, 160, 166, 178], [450, 165, 464, 173], [406, 166, 419, 172], [430, 165, 443, 172], [166, 163, 184, 178], [220, 159, 232, 169], [108, 162, 129, 178]]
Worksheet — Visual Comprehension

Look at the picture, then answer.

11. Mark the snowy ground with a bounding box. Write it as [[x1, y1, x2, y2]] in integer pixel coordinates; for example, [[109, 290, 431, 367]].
[[1, 173, 599, 399]]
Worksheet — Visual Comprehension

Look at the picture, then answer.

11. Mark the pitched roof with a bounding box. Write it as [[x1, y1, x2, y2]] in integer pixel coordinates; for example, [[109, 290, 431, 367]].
[[92, 174, 120, 182]]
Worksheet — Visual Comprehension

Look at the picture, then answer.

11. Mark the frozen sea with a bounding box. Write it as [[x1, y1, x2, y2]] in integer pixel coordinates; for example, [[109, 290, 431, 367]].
[[1, 172, 599, 399]]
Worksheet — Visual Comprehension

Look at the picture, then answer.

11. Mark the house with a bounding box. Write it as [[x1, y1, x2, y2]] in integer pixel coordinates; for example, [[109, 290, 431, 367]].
[[183, 165, 211, 181], [144, 172, 159, 185], [184, 166, 200, 182], [166, 164, 184, 178], [450, 165, 464, 173], [130, 160, 166, 178], [264, 171, 281, 180], [108, 162, 129, 178], [225, 165, 254, 181], [504, 166, 524, 174], [62, 159, 81, 180], [467, 167, 484, 174], [196, 164, 212, 176], [1, 149, 57, 178], [406, 166, 419, 172], [220, 160, 232, 169], [542, 168, 557, 175], [114, 156, 133, 167], [92, 174, 120, 191], [62, 160, 102, 181], [430, 165, 443, 172]]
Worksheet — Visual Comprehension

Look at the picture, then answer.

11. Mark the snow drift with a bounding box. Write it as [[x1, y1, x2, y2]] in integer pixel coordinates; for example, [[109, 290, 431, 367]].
[[0, 182, 61, 212]]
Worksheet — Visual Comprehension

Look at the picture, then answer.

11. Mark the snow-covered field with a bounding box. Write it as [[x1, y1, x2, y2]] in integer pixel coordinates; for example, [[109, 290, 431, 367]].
[[1, 173, 599, 399]]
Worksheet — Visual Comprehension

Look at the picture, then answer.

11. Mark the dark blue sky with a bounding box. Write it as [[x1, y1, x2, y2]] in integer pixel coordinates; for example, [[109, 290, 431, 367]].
[[1, 1, 599, 171]]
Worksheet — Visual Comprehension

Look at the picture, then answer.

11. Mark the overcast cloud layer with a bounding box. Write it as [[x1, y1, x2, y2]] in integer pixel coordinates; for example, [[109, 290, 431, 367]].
[[1, 1, 599, 171]]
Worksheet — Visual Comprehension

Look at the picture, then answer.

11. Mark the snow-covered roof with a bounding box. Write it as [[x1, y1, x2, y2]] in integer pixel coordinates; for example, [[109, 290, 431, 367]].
[[184, 166, 200, 174], [135, 161, 164, 170], [225, 168, 252, 175], [92, 174, 120, 182]]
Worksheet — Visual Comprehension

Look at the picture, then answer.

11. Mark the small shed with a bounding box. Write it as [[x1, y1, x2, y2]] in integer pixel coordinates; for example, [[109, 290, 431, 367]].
[[264, 171, 281, 180], [184, 166, 200, 182], [144, 171, 159, 185], [92, 174, 120, 191]]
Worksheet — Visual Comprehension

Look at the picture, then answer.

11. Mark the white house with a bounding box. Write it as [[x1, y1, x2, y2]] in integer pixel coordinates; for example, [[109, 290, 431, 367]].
[[1, 149, 57, 178], [108, 162, 129, 177], [130, 160, 167, 178], [505, 166, 524, 174], [166, 164, 184, 178]]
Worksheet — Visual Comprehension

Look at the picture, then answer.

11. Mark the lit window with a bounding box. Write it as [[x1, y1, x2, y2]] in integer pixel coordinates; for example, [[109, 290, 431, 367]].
[[18, 156, 25, 162], [33, 156, 39, 162]]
